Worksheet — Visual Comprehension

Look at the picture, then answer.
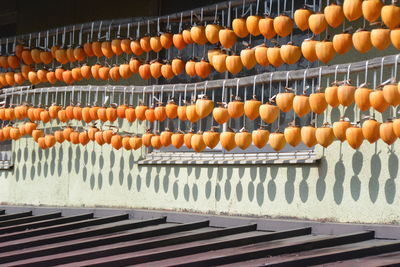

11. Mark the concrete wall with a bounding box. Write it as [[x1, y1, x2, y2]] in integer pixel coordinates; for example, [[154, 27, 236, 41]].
[[0, 101, 399, 225]]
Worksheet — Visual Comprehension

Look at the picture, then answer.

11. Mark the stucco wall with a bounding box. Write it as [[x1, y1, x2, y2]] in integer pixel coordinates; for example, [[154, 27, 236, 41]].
[[0, 101, 399, 225]]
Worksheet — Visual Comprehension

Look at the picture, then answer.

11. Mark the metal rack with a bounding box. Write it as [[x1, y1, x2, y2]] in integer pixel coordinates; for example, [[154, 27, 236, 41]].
[[1, 53, 398, 99]]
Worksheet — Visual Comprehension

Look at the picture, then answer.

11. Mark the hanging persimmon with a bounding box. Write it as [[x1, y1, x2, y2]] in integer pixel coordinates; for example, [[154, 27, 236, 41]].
[[89, 64, 100, 80], [240, 47, 257, 70], [160, 32, 173, 49], [269, 132, 286, 151], [161, 63, 174, 80], [119, 63, 133, 79], [138, 63, 151, 80], [128, 58, 141, 74], [213, 103, 230, 124], [324, 2, 345, 28], [184, 130, 194, 149], [379, 119, 397, 145], [226, 54, 243, 74], [235, 128, 252, 150], [346, 125, 364, 149], [98, 66, 110, 81], [135, 104, 148, 121], [185, 59, 196, 77], [111, 135, 123, 150], [121, 38, 132, 54], [54, 130, 65, 143], [8, 55, 20, 69], [195, 59, 212, 79], [280, 42, 302, 65], [122, 136, 132, 150], [79, 131, 90, 146], [186, 103, 200, 123], [196, 95, 214, 119], [130, 135, 142, 150], [21, 49, 33, 65], [276, 89, 295, 112], [244, 95, 261, 120], [191, 25, 208, 45], [325, 82, 340, 107], [62, 127, 74, 142], [39, 110, 51, 123], [267, 46, 284, 67], [333, 117, 351, 142], [252, 126, 269, 149], [354, 86, 371, 111], [284, 124, 301, 147], [82, 106, 92, 123], [316, 123, 334, 147], [228, 96, 244, 119], [273, 13, 294, 37], [205, 24, 221, 44], [31, 48, 42, 64], [337, 81, 356, 106], [155, 103, 167, 122], [91, 41, 103, 57], [125, 107, 136, 123], [232, 17, 249, 38], [247, 14, 262, 36], [260, 101, 279, 123], [207, 49, 223, 66], [5, 72, 15, 86], [142, 130, 154, 147], [259, 15, 276, 39], [140, 36, 152, 52], [220, 128, 237, 151], [38, 137, 48, 149], [149, 60, 162, 79], [382, 83, 400, 106], [83, 42, 94, 57], [353, 28, 372, 53], [362, 118, 381, 143], [182, 29, 194, 44], [381, 2, 400, 29], [308, 12, 327, 35], [371, 27, 391, 50], [309, 90, 327, 114], [95, 131, 105, 146], [203, 127, 220, 149], [171, 131, 184, 149], [150, 36, 163, 53], [293, 94, 310, 117], [21, 64, 32, 80], [102, 129, 114, 144], [28, 71, 40, 85], [255, 44, 269, 66], [145, 107, 156, 123], [301, 38, 318, 62], [191, 132, 207, 152], [391, 28, 400, 49], [294, 7, 313, 31], [343, 0, 363, 21], [370, 87, 389, 112], [166, 100, 178, 119], [212, 53, 228, 73], [301, 125, 317, 148], [116, 104, 127, 119], [316, 40, 336, 63], [130, 39, 144, 55], [362, 0, 384, 23], [171, 57, 185, 76], [333, 32, 353, 54], [160, 129, 173, 147], [71, 67, 83, 82], [172, 33, 186, 50], [73, 46, 86, 61], [393, 118, 400, 137]]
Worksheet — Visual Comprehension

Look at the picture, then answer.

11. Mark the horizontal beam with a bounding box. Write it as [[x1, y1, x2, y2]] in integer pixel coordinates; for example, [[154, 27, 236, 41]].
[[0, 53, 399, 100]]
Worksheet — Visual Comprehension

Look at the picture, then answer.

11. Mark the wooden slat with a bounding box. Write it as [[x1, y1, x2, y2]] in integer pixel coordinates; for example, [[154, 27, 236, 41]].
[[6, 223, 256, 266], [132, 231, 375, 267], [0, 213, 92, 234], [0, 212, 61, 230], [0, 217, 167, 254], [0, 214, 129, 242], [53, 227, 312, 267], [0, 212, 32, 222]]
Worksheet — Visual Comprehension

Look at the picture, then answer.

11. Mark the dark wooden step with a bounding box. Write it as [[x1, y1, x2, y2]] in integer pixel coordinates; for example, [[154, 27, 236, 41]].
[[130, 231, 375, 267], [0, 212, 62, 233], [0, 217, 167, 254], [51, 227, 313, 267], [0, 214, 129, 242], [7, 223, 256, 266], [0, 211, 32, 222]]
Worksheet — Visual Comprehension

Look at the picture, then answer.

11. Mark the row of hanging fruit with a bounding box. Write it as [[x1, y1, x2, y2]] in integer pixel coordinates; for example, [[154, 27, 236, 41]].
[[0, 0, 400, 88], [2, 114, 400, 152], [1, 75, 399, 126]]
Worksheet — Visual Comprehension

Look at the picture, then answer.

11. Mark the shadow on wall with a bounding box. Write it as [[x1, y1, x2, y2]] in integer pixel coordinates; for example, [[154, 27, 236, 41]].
[[7, 137, 400, 208]]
